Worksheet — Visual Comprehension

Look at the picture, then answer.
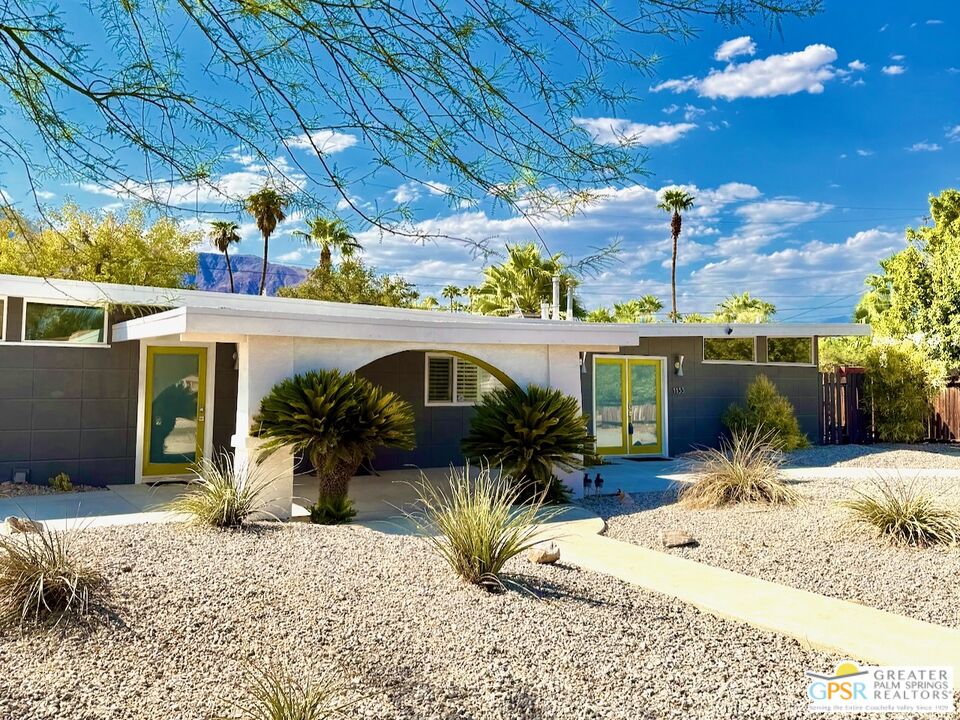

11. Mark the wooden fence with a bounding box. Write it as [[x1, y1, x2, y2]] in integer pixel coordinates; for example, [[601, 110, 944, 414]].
[[820, 369, 960, 444]]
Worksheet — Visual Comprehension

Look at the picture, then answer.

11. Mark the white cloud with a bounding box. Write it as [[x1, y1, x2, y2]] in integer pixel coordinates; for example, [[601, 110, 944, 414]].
[[652, 44, 838, 100], [927, 19, 944, 25], [714, 36, 757, 62], [285, 130, 358, 154], [391, 179, 453, 204], [574, 117, 697, 146], [882, 65, 906, 75], [947, 125, 960, 142], [36, 190, 56, 200], [890, 54, 906, 61], [856, 149, 874, 157], [907, 141, 942, 152], [848, 60, 868, 71]]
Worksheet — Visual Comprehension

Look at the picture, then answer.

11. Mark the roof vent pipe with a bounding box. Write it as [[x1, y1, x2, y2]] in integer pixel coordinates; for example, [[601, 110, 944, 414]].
[[541, 301, 551, 320], [566, 279, 575, 321], [551, 275, 561, 320]]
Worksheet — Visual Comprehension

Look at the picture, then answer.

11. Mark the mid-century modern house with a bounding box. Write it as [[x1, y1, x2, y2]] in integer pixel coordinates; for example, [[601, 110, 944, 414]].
[[0, 273, 869, 515]]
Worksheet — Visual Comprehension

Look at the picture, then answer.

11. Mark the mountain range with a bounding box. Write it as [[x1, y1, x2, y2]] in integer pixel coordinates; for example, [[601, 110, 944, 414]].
[[188, 252, 308, 295]]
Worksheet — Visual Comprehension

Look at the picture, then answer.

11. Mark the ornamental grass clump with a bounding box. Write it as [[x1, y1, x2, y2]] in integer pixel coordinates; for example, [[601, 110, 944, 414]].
[[842, 476, 960, 547], [405, 465, 562, 591], [680, 428, 799, 509], [0, 527, 103, 629], [168, 452, 275, 528], [231, 664, 356, 720]]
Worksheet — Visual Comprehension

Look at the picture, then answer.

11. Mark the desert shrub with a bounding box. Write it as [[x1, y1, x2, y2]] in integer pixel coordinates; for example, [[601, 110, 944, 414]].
[[47, 472, 73, 492], [722, 375, 809, 451], [168, 452, 274, 528], [680, 428, 798, 509], [842, 476, 960, 547], [0, 527, 103, 629], [405, 464, 562, 591], [232, 664, 355, 720], [308, 495, 356, 525], [462, 385, 593, 503], [252, 369, 415, 524], [820, 338, 947, 442]]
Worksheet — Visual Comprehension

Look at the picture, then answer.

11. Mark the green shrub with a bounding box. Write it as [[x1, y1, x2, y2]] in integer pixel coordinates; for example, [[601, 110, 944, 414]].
[[842, 476, 960, 547], [404, 464, 562, 591], [0, 527, 103, 629], [252, 369, 415, 523], [461, 385, 593, 502], [232, 664, 355, 720], [722, 375, 810, 451], [822, 339, 946, 443], [308, 496, 357, 525], [168, 452, 274, 528], [680, 428, 798, 509], [47, 473, 73, 492]]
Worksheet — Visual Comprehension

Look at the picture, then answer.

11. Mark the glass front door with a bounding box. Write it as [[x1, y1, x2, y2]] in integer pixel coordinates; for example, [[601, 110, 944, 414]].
[[594, 357, 664, 456], [143, 347, 207, 476]]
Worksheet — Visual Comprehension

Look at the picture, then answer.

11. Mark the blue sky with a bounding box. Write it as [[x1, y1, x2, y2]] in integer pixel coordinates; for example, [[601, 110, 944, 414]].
[[7, 2, 960, 321]]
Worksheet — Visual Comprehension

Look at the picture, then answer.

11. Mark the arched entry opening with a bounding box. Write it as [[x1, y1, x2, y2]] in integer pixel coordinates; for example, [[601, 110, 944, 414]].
[[353, 349, 516, 472]]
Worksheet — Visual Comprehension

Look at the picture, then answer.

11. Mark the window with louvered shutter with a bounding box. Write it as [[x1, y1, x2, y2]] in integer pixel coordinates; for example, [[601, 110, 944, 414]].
[[427, 355, 453, 403], [455, 360, 479, 402]]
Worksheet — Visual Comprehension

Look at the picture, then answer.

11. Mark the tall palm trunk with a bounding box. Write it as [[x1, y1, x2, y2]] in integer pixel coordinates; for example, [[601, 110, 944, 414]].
[[258, 232, 269, 295], [223, 248, 235, 293], [670, 210, 681, 322], [320, 243, 332, 272]]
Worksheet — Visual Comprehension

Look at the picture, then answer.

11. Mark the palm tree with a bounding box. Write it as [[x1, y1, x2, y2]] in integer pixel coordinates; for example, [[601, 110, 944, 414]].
[[657, 189, 696, 322], [714, 292, 776, 323], [441, 284, 461, 311], [473, 243, 582, 317], [613, 294, 663, 323], [295, 217, 361, 272], [244, 187, 288, 295], [208, 221, 241, 293]]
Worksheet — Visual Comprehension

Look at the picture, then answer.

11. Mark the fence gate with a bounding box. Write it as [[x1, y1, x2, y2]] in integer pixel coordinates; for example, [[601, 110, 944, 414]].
[[929, 379, 960, 442], [819, 367, 872, 445]]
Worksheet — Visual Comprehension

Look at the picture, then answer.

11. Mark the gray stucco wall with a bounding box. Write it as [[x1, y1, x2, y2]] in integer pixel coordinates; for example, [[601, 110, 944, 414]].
[[0, 301, 139, 486], [356, 350, 475, 472], [581, 336, 821, 455]]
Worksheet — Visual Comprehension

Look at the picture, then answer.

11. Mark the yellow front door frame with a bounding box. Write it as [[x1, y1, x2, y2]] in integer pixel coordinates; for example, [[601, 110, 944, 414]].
[[142, 346, 207, 476], [593, 355, 666, 457]]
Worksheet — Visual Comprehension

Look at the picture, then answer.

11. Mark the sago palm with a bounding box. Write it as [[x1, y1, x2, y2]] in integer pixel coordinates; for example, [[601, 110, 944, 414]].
[[244, 187, 288, 295], [295, 217, 361, 271], [252, 370, 415, 518], [208, 220, 241, 293], [462, 384, 594, 502], [657, 189, 695, 322]]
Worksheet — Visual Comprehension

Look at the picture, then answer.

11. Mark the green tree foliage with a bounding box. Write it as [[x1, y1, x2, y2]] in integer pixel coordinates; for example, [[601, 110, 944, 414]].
[[722, 375, 810, 451], [278, 258, 419, 308], [820, 339, 947, 442], [853, 190, 960, 365], [0, 2, 816, 241], [462, 385, 594, 503], [441, 284, 461, 311], [252, 370, 415, 518], [657, 189, 696, 322], [585, 307, 616, 323], [294, 218, 361, 271], [208, 221, 241, 293], [714, 292, 776, 323], [0, 204, 197, 287], [473, 243, 582, 317]]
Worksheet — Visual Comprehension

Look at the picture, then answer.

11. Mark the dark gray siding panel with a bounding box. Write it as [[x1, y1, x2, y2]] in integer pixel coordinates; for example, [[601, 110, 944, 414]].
[[212, 343, 239, 456], [356, 350, 474, 472], [3, 297, 23, 342], [581, 336, 821, 455], [0, 311, 138, 486]]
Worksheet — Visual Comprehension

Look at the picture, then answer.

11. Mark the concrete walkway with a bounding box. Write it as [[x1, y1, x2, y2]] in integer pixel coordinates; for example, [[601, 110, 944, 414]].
[[554, 526, 960, 675]]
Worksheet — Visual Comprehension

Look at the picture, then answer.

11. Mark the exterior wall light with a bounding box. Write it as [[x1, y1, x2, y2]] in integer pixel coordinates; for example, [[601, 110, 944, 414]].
[[674, 355, 685, 377]]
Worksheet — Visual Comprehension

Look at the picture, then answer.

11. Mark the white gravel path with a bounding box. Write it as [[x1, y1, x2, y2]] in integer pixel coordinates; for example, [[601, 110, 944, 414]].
[[592, 472, 960, 630], [1, 522, 938, 720], [785, 444, 960, 469]]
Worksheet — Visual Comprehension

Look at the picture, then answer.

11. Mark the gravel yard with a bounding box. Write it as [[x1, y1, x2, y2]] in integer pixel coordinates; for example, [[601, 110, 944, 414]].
[[592, 472, 960, 628], [0, 521, 924, 720], [0, 481, 98, 498], [785, 443, 960, 469]]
